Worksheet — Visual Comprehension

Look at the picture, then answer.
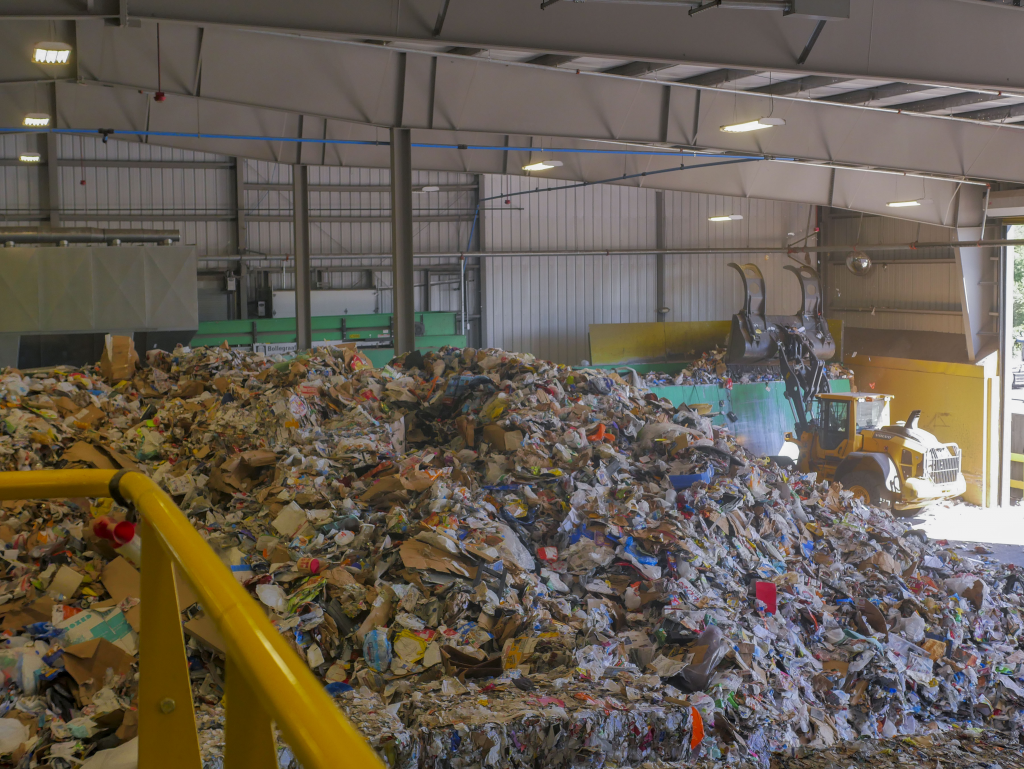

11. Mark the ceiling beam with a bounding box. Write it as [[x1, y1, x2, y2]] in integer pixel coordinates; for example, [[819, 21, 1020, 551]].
[[818, 82, 932, 105], [891, 90, 1006, 113], [4, 0, 1024, 92], [749, 75, 851, 95], [957, 102, 1024, 122], [602, 60, 676, 78], [681, 68, 761, 86], [528, 53, 579, 67]]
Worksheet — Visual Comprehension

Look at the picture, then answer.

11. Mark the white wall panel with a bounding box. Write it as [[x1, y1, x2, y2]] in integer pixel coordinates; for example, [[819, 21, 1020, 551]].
[[243, 161, 477, 257], [822, 212, 962, 334], [0, 133, 44, 225], [58, 136, 235, 256], [662, 194, 812, 323], [482, 176, 813, 363]]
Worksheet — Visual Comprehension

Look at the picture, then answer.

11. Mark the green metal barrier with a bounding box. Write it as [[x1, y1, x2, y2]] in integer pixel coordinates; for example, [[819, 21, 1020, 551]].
[[190, 312, 466, 364], [648, 378, 852, 456]]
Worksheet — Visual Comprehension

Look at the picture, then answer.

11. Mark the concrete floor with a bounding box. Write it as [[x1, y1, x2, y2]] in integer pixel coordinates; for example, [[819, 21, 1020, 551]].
[[909, 500, 1024, 567]]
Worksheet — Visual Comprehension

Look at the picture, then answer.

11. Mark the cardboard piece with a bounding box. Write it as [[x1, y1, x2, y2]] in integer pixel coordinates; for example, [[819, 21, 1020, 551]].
[[62, 442, 138, 472], [172, 380, 206, 399], [63, 639, 134, 704], [822, 660, 850, 676], [1, 597, 54, 632], [399, 539, 477, 579], [858, 551, 901, 576], [48, 565, 83, 599], [72, 405, 106, 427], [183, 615, 226, 654], [359, 476, 406, 503], [921, 637, 948, 662], [101, 557, 142, 632], [856, 599, 890, 639], [355, 593, 393, 645], [208, 450, 277, 494], [52, 396, 81, 416], [455, 416, 476, 448], [671, 434, 691, 454], [481, 425, 523, 452], [58, 607, 136, 655], [272, 502, 309, 538], [99, 335, 139, 383]]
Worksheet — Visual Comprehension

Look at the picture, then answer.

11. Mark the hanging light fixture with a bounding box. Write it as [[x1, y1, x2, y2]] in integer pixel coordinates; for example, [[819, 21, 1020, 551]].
[[886, 199, 930, 208], [522, 160, 563, 172], [32, 42, 71, 64], [720, 117, 785, 133], [19, 152, 41, 163], [23, 113, 50, 127], [708, 214, 744, 222]]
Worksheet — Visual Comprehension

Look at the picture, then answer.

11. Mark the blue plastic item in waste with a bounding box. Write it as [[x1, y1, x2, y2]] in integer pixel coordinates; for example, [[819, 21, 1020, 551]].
[[624, 536, 659, 565], [669, 467, 715, 490]]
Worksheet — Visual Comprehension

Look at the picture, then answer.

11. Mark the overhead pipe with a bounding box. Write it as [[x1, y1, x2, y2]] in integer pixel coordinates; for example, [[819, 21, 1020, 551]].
[[0, 228, 180, 245], [224, 237, 1024, 261]]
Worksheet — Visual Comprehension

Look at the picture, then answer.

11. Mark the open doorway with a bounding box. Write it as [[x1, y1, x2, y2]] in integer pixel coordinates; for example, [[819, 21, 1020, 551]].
[[1009, 224, 1024, 501]]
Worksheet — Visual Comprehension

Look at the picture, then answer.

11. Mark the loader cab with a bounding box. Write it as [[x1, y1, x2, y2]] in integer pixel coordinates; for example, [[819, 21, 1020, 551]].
[[805, 393, 892, 476]]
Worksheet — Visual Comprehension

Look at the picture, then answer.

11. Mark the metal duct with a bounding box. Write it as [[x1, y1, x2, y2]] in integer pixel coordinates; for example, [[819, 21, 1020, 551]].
[[0, 228, 180, 245]]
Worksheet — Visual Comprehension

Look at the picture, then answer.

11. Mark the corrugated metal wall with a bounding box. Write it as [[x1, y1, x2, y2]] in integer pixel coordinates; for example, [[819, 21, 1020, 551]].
[[483, 176, 813, 364], [0, 134, 45, 227], [821, 211, 963, 334], [57, 136, 236, 257], [230, 161, 479, 328], [16, 137, 971, 363], [662, 194, 810, 321]]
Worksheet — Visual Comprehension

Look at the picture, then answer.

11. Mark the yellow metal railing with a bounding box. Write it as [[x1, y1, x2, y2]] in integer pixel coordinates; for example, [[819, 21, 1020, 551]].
[[0, 470, 385, 769], [1012, 453, 1024, 491]]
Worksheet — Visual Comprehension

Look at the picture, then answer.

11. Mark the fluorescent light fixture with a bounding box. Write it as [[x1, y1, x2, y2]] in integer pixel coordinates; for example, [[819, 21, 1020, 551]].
[[522, 160, 564, 172], [708, 214, 744, 222], [414, 186, 440, 194], [886, 199, 930, 208], [32, 42, 71, 65], [720, 117, 786, 133], [19, 152, 41, 163], [23, 113, 50, 127]]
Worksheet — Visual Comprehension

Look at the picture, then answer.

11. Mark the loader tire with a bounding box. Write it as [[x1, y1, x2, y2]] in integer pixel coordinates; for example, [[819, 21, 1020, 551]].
[[838, 470, 888, 509]]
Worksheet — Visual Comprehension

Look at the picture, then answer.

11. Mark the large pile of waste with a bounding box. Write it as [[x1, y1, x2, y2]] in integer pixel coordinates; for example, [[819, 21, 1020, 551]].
[[0, 341, 1021, 768]]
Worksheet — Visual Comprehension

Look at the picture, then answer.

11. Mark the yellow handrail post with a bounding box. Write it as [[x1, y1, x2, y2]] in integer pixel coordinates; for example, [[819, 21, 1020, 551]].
[[224, 659, 278, 769], [0, 470, 388, 769], [138, 518, 202, 769]]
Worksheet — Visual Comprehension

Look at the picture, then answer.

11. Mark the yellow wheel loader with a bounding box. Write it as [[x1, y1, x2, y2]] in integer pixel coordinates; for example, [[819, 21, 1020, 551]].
[[727, 262, 966, 512]]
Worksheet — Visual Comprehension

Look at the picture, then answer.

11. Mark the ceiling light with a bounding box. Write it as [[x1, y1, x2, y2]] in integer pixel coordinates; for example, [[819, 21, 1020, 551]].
[[19, 152, 41, 163], [709, 214, 744, 222], [32, 42, 71, 65], [720, 117, 786, 133], [23, 114, 50, 127], [413, 186, 440, 194], [886, 199, 930, 208], [523, 160, 563, 172]]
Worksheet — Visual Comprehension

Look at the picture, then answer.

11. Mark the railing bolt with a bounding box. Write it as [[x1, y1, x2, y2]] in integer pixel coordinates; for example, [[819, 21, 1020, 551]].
[[160, 698, 176, 713]]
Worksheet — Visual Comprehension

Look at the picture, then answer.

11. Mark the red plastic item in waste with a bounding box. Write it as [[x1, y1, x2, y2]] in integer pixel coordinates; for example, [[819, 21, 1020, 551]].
[[93, 517, 137, 547]]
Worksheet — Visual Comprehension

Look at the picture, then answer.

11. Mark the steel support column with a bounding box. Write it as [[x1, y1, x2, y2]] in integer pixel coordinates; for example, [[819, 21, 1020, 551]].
[[655, 190, 667, 322], [238, 259, 249, 321], [292, 164, 312, 351], [390, 127, 415, 354], [45, 132, 60, 227], [999, 237, 1013, 506]]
